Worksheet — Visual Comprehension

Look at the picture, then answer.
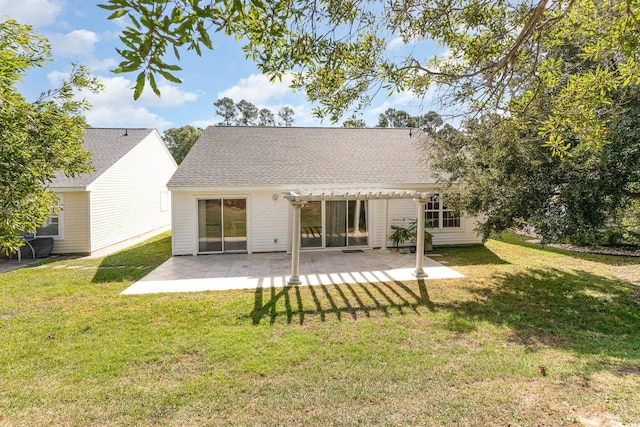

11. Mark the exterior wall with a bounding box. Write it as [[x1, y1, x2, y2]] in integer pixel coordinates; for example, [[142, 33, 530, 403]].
[[88, 131, 177, 252], [51, 191, 90, 254], [372, 198, 483, 247], [171, 190, 290, 255], [249, 192, 289, 252], [172, 190, 482, 255], [171, 191, 197, 255]]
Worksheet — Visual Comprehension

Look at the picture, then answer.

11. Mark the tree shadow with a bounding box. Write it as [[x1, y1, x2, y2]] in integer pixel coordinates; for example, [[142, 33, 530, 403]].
[[92, 235, 172, 283], [439, 267, 640, 362], [497, 232, 640, 266], [249, 277, 435, 325]]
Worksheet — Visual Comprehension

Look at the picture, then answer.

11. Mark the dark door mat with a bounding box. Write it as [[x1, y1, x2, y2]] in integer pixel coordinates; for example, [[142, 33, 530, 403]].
[[342, 249, 364, 253]]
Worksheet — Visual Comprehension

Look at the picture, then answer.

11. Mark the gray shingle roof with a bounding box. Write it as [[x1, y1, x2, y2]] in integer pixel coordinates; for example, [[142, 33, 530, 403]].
[[168, 127, 432, 187], [50, 128, 155, 188]]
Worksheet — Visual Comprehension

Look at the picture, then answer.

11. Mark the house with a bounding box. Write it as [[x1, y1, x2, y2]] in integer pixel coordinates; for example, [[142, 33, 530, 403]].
[[168, 127, 482, 262], [39, 128, 178, 255]]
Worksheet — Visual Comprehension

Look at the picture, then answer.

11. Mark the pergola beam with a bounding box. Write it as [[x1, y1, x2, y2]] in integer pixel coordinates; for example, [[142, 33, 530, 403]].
[[284, 189, 434, 286]]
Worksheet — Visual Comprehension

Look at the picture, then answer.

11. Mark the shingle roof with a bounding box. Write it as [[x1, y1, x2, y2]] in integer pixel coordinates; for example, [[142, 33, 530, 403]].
[[50, 128, 154, 188], [168, 127, 432, 187]]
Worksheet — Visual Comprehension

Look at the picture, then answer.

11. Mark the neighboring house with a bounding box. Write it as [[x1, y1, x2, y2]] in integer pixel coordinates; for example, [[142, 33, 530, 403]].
[[40, 128, 178, 255], [168, 126, 482, 256]]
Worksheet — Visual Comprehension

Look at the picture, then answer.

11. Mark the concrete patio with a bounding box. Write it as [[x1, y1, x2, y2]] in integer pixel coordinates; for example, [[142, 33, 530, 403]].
[[122, 249, 464, 295]]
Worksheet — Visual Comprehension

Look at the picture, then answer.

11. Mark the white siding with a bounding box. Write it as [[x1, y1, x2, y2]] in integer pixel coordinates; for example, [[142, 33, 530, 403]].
[[172, 190, 482, 255], [51, 191, 90, 254], [170, 190, 290, 255], [249, 192, 289, 252], [171, 191, 197, 255], [88, 131, 177, 252], [372, 198, 482, 247]]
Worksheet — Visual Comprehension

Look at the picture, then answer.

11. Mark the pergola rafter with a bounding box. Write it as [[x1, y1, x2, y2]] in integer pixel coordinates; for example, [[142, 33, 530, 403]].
[[283, 189, 433, 285]]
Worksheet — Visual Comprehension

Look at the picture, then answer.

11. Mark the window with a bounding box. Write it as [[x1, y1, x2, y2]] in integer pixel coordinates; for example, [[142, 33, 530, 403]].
[[425, 194, 460, 228], [37, 196, 64, 238]]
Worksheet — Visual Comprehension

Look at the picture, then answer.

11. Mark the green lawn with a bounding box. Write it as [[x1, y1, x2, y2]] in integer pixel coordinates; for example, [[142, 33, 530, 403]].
[[1, 232, 639, 426]]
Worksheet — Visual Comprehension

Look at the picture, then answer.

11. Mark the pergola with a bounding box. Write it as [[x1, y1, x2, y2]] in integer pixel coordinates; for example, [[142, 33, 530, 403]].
[[282, 189, 434, 285]]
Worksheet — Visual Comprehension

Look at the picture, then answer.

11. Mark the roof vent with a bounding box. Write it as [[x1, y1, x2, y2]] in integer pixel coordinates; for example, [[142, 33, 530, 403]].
[[123, 129, 128, 136]]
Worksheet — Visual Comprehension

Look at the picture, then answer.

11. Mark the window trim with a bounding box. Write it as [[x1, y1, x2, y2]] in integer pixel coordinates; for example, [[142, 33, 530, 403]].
[[37, 195, 64, 240], [425, 193, 461, 229]]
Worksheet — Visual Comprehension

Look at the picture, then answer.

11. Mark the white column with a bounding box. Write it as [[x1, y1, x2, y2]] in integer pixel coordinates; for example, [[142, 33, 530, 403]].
[[353, 200, 361, 235], [413, 200, 428, 278], [289, 201, 303, 285], [380, 199, 389, 252]]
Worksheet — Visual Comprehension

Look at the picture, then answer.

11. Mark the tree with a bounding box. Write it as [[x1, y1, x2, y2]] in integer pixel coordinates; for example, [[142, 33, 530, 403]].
[[426, 84, 640, 246], [235, 99, 258, 126], [213, 97, 236, 126], [342, 115, 367, 128], [377, 109, 410, 128], [0, 19, 101, 254], [162, 125, 202, 164], [258, 108, 275, 126], [100, 0, 639, 150], [278, 107, 295, 127], [213, 97, 295, 127]]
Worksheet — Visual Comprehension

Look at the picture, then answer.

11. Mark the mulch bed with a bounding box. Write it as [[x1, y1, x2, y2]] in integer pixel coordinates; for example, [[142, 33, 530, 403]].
[[525, 239, 640, 257]]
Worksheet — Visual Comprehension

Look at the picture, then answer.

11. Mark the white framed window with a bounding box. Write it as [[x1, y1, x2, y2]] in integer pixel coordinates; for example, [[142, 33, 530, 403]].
[[37, 195, 64, 239], [425, 194, 460, 229]]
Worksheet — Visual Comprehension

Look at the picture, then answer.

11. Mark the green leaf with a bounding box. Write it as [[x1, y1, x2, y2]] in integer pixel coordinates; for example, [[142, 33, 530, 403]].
[[107, 9, 128, 20], [157, 69, 182, 83], [133, 71, 145, 100], [148, 72, 161, 97]]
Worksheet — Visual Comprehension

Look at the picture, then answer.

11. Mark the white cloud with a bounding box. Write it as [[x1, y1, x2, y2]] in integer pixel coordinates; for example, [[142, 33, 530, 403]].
[[0, 0, 64, 27], [218, 73, 296, 105], [190, 118, 218, 129], [84, 104, 172, 130], [49, 29, 98, 57], [47, 71, 198, 130], [47, 30, 118, 72], [387, 37, 405, 51]]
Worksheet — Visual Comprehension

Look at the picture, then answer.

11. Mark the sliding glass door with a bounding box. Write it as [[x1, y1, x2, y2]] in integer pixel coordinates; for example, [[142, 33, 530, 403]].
[[301, 201, 322, 248], [347, 200, 368, 246], [198, 198, 247, 253], [325, 201, 347, 247], [299, 200, 368, 249]]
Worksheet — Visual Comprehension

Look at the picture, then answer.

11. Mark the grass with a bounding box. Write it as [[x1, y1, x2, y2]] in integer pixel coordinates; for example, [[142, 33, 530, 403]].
[[1, 231, 639, 426]]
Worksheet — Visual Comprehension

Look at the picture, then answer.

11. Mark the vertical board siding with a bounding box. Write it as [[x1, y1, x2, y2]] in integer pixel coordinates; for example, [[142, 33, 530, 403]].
[[89, 132, 177, 252], [51, 192, 90, 254]]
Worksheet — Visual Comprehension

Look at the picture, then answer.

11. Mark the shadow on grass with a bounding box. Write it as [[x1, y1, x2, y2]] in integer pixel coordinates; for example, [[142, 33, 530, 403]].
[[433, 245, 509, 267], [440, 267, 640, 362], [497, 232, 640, 266], [92, 235, 172, 284], [250, 278, 434, 325]]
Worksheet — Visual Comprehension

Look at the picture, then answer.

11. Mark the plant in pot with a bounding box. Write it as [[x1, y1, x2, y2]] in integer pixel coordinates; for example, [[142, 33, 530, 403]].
[[389, 224, 413, 253], [407, 218, 434, 252]]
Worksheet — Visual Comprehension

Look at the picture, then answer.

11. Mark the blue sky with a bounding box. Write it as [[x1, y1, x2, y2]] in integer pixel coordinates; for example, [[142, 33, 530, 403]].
[[1, 0, 443, 131]]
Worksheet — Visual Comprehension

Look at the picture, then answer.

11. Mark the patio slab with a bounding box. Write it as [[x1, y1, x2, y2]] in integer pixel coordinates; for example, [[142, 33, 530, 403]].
[[122, 250, 464, 295]]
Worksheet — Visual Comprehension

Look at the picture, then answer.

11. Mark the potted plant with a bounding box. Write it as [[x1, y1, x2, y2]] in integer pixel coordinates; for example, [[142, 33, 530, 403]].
[[389, 224, 413, 253]]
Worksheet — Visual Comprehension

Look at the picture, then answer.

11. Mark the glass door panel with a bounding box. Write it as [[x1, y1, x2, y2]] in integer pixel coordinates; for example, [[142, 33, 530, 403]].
[[301, 201, 322, 248], [198, 199, 222, 252], [348, 200, 368, 246], [326, 201, 347, 247], [223, 199, 247, 251]]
